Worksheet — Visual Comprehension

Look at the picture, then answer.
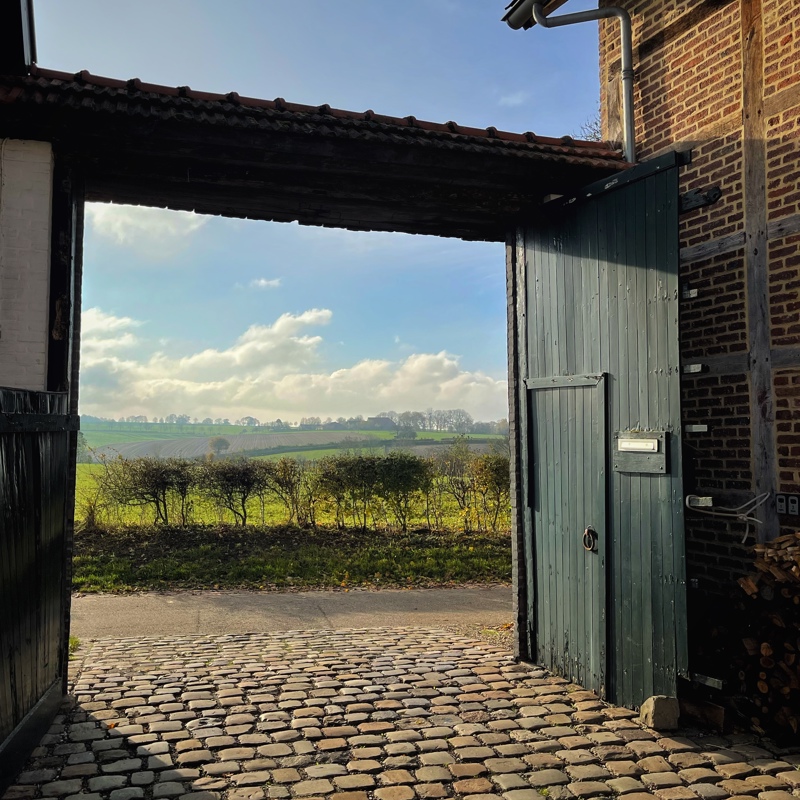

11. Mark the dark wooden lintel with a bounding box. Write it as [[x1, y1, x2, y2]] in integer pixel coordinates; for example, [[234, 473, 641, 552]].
[[0, 101, 622, 242], [85, 176, 528, 241], [0, 413, 80, 434]]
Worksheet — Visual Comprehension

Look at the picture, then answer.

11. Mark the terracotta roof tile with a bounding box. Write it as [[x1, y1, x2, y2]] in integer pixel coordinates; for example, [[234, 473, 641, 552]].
[[0, 66, 627, 170]]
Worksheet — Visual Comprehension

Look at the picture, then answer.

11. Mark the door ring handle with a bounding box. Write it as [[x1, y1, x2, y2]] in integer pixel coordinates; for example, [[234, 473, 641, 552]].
[[582, 527, 597, 552]]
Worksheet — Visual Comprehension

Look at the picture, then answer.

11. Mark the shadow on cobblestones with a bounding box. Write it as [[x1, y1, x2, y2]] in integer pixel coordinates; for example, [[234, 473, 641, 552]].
[[4, 629, 800, 800]]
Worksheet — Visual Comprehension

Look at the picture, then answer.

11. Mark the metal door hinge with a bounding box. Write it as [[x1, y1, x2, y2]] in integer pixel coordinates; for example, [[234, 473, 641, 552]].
[[680, 185, 722, 214]]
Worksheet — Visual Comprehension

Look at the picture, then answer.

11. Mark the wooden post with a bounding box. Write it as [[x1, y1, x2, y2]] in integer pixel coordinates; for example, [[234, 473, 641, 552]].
[[47, 158, 78, 394], [741, 0, 778, 541], [507, 229, 528, 660], [45, 154, 85, 692]]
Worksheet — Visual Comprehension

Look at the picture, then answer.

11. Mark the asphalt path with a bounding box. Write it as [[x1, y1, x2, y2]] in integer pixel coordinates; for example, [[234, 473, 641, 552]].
[[70, 586, 513, 639]]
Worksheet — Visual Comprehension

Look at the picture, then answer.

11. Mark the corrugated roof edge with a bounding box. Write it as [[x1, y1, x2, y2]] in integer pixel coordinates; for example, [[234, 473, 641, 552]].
[[15, 65, 626, 163]]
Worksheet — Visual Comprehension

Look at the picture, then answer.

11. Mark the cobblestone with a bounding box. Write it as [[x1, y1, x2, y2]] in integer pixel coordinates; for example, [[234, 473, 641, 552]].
[[5, 628, 800, 800]]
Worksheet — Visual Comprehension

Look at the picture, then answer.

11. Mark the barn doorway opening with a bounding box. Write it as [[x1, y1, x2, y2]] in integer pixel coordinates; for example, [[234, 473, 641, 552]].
[[71, 204, 515, 635]]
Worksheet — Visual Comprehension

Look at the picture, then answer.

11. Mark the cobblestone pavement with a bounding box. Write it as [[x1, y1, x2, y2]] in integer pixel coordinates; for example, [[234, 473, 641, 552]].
[[4, 628, 800, 800]]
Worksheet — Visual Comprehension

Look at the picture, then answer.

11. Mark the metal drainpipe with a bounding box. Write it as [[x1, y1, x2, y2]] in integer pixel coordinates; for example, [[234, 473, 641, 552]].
[[531, 3, 636, 164]]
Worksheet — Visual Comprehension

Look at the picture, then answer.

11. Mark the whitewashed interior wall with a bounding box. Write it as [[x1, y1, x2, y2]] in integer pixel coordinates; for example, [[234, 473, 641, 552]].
[[0, 139, 52, 390]]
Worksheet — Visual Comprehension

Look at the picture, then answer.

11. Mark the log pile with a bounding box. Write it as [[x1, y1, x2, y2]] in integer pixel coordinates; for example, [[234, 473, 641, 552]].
[[736, 533, 800, 736]]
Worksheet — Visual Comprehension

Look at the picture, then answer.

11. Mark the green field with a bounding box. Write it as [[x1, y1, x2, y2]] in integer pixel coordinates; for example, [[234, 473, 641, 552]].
[[81, 421, 503, 450], [72, 526, 511, 593], [81, 422, 249, 449]]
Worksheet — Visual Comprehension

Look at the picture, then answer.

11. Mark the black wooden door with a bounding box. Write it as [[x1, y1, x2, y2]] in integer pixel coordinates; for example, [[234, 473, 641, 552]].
[[0, 389, 76, 786], [516, 153, 688, 707]]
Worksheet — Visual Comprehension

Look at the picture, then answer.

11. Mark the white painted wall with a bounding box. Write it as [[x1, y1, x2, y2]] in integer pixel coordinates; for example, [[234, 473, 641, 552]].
[[0, 139, 53, 391]]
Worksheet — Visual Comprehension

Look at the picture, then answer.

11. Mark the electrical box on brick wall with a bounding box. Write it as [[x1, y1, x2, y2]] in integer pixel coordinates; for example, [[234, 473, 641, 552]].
[[613, 430, 669, 474]]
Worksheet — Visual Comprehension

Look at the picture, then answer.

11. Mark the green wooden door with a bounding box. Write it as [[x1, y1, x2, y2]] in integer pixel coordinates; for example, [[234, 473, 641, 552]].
[[528, 375, 607, 694], [518, 154, 688, 707]]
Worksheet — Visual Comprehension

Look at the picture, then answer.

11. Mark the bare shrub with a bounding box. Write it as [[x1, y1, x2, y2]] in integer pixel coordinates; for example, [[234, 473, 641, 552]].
[[376, 451, 430, 532], [198, 458, 261, 526]]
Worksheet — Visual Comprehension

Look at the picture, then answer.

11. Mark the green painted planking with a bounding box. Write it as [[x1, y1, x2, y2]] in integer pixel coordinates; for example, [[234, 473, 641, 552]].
[[518, 155, 686, 708], [528, 378, 606, 690]]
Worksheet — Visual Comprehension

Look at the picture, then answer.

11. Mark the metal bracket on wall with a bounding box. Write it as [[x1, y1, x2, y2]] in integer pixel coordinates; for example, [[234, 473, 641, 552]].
[[681, 284, 699, 299], [687, 496, 714, 508], [680, 185, 722, 214]]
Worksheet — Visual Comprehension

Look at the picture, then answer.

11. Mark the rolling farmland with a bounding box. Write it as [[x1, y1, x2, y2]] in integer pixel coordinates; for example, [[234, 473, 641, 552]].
[[91, 431, 372, 460]]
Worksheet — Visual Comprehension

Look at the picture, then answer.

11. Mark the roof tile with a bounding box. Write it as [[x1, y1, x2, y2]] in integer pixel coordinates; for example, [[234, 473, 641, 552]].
[[0, 66, 628, 170]]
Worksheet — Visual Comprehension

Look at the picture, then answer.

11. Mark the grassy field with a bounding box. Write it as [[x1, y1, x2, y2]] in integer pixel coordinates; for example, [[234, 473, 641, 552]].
[[72, 526, 511, 593], [92, 432, 377, 460], [82, 421, 503, 450], [82, 423, 248, 449]]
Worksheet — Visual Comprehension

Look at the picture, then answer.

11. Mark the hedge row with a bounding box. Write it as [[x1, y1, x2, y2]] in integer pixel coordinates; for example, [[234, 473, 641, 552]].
[[83, 444, 511, 533]]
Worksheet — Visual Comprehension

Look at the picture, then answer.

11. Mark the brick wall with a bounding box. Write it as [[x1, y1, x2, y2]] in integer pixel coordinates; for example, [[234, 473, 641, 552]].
[[775, 370, 800, 492], [763, 0, 800, 98], [0, 139, 53, 391], [680, 251, 747, 358], [769, 233, 800, 347], [679, 135, 744, 246], [598, 0, 800, 601], [766, 102, 800, 222]]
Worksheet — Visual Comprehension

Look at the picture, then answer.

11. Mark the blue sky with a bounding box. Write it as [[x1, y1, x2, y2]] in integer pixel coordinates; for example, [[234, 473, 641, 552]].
[[35, 0, 601, 423]]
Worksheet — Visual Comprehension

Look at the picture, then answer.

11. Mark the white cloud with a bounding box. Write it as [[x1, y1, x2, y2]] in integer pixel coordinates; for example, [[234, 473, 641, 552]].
[[81, 307, 142, 364], [498, 91, 529, 108], [79, 308, 507, 421], [82, 307, 142, 336], [250, 278, 282, 289], [86, 203, 208, 260]]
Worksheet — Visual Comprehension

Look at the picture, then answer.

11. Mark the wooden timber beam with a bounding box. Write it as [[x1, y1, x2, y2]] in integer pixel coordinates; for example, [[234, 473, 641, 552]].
[[742, 0, 779, 539], [679, 211, 800, 264]]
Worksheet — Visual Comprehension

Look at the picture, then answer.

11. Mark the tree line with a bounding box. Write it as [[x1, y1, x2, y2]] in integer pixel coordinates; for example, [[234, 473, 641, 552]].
[[83, 443, 510, 534], [82, 409, 509, 435], [375, 409, 502, 433]]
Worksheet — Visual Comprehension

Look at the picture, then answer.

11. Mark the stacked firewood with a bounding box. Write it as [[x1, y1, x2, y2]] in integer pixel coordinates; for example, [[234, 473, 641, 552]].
[[737, 533, 800, 736]]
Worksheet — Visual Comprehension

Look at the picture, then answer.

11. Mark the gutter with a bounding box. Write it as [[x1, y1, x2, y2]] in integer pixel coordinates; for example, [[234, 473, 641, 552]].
[[502, 0, 637, 164]]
